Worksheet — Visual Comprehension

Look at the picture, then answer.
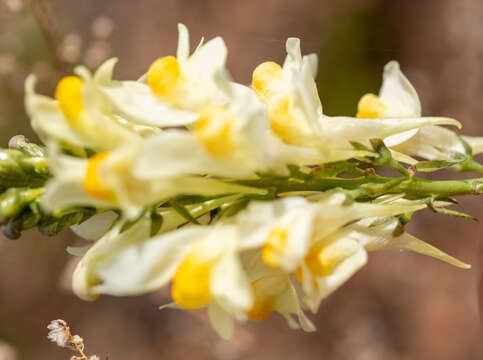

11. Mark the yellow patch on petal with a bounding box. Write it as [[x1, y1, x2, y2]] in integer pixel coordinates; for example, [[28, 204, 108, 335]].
[[252, 61, 283, 103], [267, 96, 310, 144], [356, 93, 387, 118], [147, 56, 183, 103], [295, 266, 318, 290], [262, 227, 289, 269], [195, 105, 235, 157], [245, 276, 287, 321], [83, 152, 116, 202], [171, 252, 213, 310], [245, 294, 275, 321], [304, 240, 359, 277], [55, 76, 84, 125]]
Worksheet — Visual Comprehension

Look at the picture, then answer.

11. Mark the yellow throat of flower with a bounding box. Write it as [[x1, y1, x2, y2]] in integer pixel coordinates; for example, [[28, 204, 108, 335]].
[[55, 76, 84, 125], [147, 56, 185, 105], [171, 252, 213, 310], [296, 239, 359, 283], [356, 93, 387, 118], [245, 275, 288, 322], [252, 61, 283, 103], [195, 105, 236, 157], [262, 227, 289, 269], [252, 61, 311, 144], [83, 152, 117, 203]]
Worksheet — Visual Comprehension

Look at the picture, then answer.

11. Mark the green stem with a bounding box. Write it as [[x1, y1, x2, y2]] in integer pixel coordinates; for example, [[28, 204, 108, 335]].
[[232, 176, 483, 198]]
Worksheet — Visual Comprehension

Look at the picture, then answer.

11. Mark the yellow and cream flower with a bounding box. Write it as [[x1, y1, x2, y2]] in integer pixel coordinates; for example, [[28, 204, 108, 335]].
[[42, 143, 265, 218], [25, 68, 141, 151], [73, 218, 253, 339], [252, 42, 459, 165], [346, 61, 462, 164], [252, 37, 323, 146], [232, 194, 445, 313], [133, 76, 271, 179], [240, 250, 315, 332], [72, 212, 314, 338], [94, 24, 227, 128]]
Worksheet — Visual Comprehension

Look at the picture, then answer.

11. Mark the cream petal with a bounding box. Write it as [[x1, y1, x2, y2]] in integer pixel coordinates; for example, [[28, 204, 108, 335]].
[[176, 23, 190, 62], [303, 53, 318, 78], [24, 75, 86, 147], [208, 303, 234, 340], [92, 225, 206, 296], [276, 282, 316, 332], [319, 116, 460, 149], [186, 36, 227, 78], [393, 125, 468, 160], [305, 242, 367, 313], [93, 57, 118, 85], [379, 61, 421, 117], [283, 37, 302, 71], [133, 130, 258, 179], [72, 219, 146, 301], [347, 219, 470, 269], [100, 81, 198, 127], [210, 236, 253, 313], [42, 157, 109, 211], [291, 60, 323, 135], [462, 135, 483, 156], [71, 211, 118, 241]]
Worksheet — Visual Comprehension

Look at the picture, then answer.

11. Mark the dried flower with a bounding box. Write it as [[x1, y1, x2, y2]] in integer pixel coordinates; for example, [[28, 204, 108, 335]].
[[47, 319, 101, 359], [47, 319, 70, 348]]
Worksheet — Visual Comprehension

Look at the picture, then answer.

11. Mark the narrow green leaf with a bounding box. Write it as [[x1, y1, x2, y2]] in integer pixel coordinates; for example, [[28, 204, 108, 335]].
[[169, 200, 200, 225]]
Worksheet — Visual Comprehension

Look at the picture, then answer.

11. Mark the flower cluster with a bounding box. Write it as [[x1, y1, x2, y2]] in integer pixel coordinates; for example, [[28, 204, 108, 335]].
[[2, 24, 482, 339]]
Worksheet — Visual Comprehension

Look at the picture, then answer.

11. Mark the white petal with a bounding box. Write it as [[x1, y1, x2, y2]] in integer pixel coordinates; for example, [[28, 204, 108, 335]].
[[210, 237, 253, 313], [305, 242, 367, 312], [133, 130, 258, 178], [93, 57, 118, 85], [24, 75, 85, 147], [208, 303, 234, 340], [319, 116, 460, 149], [42, 157, 109, 211], [347, 219, 471, 269], [177, 23, 190, 62], [93, 225, 207, 296], [283, 37, 302, 70], [384, 129, 419, 147], [186, 36, 227, 78], [462, 135, 483, 156], [394, 125, 468, 160], [379, 61, 421, 117], [100, 81, 198, 127], [303, 53, 318, 78], [71, 211, 118, 241]]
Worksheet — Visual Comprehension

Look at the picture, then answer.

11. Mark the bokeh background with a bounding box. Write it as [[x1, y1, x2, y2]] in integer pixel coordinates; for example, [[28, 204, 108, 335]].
[[0, 0, 482, 359]]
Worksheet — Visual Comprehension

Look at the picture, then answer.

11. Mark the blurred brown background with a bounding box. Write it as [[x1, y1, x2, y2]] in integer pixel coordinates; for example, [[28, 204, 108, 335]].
[[0, 0, 482, 359]]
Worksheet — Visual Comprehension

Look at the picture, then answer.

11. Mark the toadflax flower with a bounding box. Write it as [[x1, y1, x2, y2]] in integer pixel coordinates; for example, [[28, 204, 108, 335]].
[[252, 41, 460, 162], [67, 193, 469, 338], [355, 61, 469, 163], [94, 23, 227, 127], [42, 143, 265, 218], [25, 68, 141, 152]]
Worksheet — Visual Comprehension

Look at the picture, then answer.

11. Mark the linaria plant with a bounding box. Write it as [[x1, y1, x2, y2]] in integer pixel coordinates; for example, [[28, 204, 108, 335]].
[[1, 24, 482, 339]]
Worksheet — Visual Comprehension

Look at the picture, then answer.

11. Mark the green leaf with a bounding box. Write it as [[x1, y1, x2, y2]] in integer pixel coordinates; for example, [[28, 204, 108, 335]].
[[415, 157, 466, 172], [169, 200, 200, 225], [150, 210, 163, 236]]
